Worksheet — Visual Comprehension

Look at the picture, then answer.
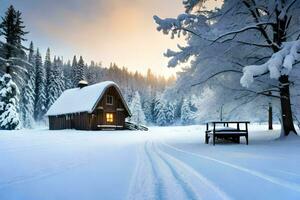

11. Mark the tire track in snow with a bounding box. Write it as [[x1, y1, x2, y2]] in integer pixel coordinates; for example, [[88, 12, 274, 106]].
[[126, 141, 165, 200], [161, 142, 300, 193], [153, 146, 200, 200], [154, 143, 231, 200], [127, 141, 231, 200], [144, 141, 169, 200]]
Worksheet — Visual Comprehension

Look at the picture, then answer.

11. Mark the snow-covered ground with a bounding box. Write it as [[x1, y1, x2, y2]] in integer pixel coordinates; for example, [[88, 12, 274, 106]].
[[0, 125, 300, 200]]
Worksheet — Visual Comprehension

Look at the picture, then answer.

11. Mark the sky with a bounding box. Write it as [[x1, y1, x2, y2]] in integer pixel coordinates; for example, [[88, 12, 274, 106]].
[[0, 0, 221, 77]]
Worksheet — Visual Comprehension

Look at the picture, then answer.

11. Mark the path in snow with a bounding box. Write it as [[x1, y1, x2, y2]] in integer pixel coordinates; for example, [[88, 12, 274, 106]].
[[161, 141, 300, 193], [128, 133, 300, 200], [127, 140, 231, 200]]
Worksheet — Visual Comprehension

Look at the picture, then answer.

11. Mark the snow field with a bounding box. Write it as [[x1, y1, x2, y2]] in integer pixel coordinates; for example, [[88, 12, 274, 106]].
[[0, 125, 300, 200]]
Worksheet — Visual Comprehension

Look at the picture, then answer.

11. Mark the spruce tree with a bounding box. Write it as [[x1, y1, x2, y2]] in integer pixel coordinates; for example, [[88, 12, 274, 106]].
[[128, 91, 146, 125], [34, 49, 46, 121], [20, 41, 35, 128], [181, 98, 196, 125], [44, 48, 51, 107], [0, 5, 28, 69], [165, 102, 175, 125], [154, 94, 167, 126], [71, 55, 77, 87], [63, 60, 72, 89], [55, 57, 65, 96], [0, 6, 28, 129], [0, 72, 20, 130], [47, 57, 65, 108], [77, 56, 86, 83], [143, 87, 155, 124]]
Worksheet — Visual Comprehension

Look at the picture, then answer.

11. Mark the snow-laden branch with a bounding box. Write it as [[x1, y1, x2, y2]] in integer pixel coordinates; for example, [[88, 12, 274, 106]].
[[153, 14, 211, 40], [278, 0, 298, 20], [191, 70, 243, 87], [241, 40, 300, 87], [213, 22, 276, 43], [235, 40, 272, 48]]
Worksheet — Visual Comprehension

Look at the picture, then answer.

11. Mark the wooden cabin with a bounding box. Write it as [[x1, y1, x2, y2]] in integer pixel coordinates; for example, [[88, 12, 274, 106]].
[[46, 81, 131, 130]]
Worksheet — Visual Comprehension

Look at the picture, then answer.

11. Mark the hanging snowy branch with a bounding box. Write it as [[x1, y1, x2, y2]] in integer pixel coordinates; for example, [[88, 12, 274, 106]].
[[241, 40, 300, 88]]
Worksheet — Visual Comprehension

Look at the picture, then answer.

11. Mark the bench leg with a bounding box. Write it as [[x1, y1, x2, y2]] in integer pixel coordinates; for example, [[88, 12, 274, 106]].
[[213, 135, 215, 145], [246, 135, 249, 145], [205, 133, 209, 144]]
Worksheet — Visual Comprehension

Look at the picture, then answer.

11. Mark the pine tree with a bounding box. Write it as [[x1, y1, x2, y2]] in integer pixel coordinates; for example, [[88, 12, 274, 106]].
[[165, 102, 175, 125], [0, 6, 29, 128], [34, 49, 46, 121], [0, 72, 20, 130], [181, 98, 196, 125], [142, 87, 155, 124], [128, 91, 146, 125], [44, 48, 51, 105], [71, 55, 77, 87], [63, 60, 72, 89], [77, 56, 86, 83], [47, 57, 65, 108], [143, 99, 154, 124], [20, 41, 35, 128], [154, 94, 167, 126], [0, 5, 28, 68], [56, 57, 65, 95]]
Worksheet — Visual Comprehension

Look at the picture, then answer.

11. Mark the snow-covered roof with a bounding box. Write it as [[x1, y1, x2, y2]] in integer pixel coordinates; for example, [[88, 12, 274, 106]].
[[46, 81, 131, 116]]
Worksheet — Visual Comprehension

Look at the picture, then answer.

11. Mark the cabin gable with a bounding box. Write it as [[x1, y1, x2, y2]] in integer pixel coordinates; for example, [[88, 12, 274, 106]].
[[90, 86, 129, 130]]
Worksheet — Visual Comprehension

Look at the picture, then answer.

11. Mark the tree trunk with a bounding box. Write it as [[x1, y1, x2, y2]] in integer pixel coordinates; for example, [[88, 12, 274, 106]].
[[279, 75, 296, 135], [268, 102, 273, 130]]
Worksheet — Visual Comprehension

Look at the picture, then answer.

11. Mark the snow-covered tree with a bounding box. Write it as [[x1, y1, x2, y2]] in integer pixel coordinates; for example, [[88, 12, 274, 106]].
[[71, 55, 78, 87], [34, 49, 46, 121], [47, 56, 65, 108], [142, 86, 156, 124], [20, 41, 35, 128], [0, 5, 27, 62], [165, 102, 175, 125], [181, 98, 196, 125], [44, 48, 52, 104], [77, 56, 86, 82], [154, 0, 300, 136], [63, 60, 73, 89], [154, 94, 168, 126], [0, 73, 20, 130], [0, 6, 29, 128], [128, 91, 146, 125]]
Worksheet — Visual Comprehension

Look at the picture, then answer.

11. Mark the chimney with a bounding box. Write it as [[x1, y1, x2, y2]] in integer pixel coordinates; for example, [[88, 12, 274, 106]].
[[78, 80, 88, 88]]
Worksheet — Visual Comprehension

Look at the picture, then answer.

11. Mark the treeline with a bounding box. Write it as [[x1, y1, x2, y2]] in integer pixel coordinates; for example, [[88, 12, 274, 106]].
[[0, 5, 177, 129]]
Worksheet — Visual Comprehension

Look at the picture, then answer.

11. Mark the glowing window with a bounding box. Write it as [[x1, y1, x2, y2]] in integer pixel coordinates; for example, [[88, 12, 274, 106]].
[[106, 113, 113, 123]]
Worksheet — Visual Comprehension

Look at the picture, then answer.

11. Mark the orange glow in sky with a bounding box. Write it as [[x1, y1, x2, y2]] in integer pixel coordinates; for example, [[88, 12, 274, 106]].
[[1, 0, 222, 77]]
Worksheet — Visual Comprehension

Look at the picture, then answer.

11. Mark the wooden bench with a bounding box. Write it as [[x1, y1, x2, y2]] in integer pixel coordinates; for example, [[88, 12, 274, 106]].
[[205, 121, 250, 145]]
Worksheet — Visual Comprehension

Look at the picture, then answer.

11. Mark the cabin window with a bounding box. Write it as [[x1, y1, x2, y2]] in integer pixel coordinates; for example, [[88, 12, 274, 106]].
[[106, 113, 114, 123], [106, 95, 114, 105]]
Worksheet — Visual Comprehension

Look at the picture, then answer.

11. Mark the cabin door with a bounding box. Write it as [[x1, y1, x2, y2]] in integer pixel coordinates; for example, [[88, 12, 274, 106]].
[[117, 111, 124, 127]]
